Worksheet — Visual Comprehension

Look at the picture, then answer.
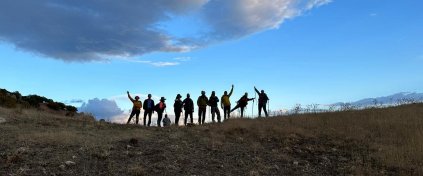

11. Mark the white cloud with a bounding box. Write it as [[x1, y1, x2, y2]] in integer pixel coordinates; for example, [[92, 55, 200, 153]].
[[173, 57, 192, 62], [305, 0, 332, 10], [151, 62, 180, 67], [79, 98, 124, 121], [0, 0, 330, 61], [201, 0, 331, 40], [118, 58, 181, 67]]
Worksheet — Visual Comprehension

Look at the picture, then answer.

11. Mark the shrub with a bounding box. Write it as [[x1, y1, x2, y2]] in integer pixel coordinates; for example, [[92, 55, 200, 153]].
[[22, 95, 53, 107], [46, 102, 62, 111], [66, 105, 78, 112], [0, 94, 17, 108]]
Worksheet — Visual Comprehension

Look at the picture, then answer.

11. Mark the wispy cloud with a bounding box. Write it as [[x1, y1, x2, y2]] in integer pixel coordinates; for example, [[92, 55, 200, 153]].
[[118, 58, 181, 67], [64, 99, 84, 104], [117, 56, 192, 67], [370, 13, 377, 17], [150, 61, 180, 67], [173, 57, 192, 62]]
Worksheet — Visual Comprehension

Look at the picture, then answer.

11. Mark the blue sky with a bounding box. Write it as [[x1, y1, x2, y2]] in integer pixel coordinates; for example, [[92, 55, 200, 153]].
[[0, 0, 422, 122]]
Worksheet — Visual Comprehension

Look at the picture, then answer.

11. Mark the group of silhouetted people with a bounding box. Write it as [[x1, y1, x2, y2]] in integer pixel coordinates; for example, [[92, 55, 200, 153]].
[[126, 85, 269, 127]]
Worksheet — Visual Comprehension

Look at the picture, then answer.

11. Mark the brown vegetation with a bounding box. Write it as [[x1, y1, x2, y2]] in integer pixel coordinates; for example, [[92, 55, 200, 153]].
[[0, 104, 422, 175]]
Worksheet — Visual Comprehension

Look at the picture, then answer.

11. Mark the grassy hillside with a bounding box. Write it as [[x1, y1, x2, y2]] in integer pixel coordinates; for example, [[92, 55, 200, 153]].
[[1, 104, 422, 175]]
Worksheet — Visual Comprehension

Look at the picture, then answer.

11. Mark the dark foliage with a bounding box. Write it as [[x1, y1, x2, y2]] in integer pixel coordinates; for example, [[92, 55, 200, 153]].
[[21, 95, 53, 107]]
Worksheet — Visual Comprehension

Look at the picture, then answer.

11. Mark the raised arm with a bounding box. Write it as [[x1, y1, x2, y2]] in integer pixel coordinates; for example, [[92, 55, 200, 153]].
[[228, 85, 234, 97], [254, 87, 260, 94], [127, 91, 134, 101]]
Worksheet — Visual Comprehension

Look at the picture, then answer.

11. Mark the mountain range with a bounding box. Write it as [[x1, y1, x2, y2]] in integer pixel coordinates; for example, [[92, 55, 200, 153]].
[[333, 92, 423, 107]]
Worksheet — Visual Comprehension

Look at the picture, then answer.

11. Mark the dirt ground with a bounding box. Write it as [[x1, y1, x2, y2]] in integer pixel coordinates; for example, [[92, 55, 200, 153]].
[[1, 105, 421, 175]]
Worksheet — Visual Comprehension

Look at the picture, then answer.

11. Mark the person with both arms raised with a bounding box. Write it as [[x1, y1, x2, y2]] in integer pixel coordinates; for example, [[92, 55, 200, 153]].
[[197, 91, 208, 125], [174, 94, 183, 126], [143, 94, 154, 127], [182, 93, 194, 126], [208, 91, 222, 123], [126, 91, 142, 124]]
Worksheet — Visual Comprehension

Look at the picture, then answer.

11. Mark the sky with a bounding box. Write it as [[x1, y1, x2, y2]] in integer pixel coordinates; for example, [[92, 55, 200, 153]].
[[0, 0, 422, 123]]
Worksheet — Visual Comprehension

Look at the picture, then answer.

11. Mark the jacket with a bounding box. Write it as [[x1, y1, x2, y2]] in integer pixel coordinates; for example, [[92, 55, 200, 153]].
[[183, 98, 194, 112], [174, 99, 183, 112], [208, 96, 219, 107], [221, 87, 233, 107], [197, 95, 208, 107], [143, 99, 155, 111]]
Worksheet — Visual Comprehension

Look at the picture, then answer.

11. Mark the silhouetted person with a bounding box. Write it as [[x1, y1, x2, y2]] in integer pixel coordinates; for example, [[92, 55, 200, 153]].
[[183, 94, 194, 126], [197, 91, 208, 125], [209, 91, 221, 123], [143, 94, 155, 126], [231, 93, 254, 118], [255, 86, 269, 117], [163, 114, 171, 127], [174, 94, 183, 126], [126, 91, 142, 124], [221, 85, 234, 120], [155, 97, 167, 127]]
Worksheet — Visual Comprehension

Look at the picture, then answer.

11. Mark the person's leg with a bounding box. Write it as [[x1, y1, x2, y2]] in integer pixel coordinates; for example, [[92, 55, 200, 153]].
[[202, 108, 206, 124], [184, 111, 188, 126], [223, 106, 227, 120], [127, 111, 136, 124], [148, 111, 152, 127], [263, 103, 268, 117], [135, 110, 140, 124], [175, 111, 180, 126], [143, 111, 148, 126], [157, 112, 162, 127], [189, 112, 193, 124], [240, 107, 244, 118], [211, 107, 216, 122], [258, 104, 263, 117], [231, 104, 240, 113], [216, 108, 221, 123], [229, 105, 232, 118], [198, 109, 202, 124]]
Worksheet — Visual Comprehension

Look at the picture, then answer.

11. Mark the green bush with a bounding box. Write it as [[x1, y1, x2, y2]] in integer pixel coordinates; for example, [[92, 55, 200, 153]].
[[22, 95, 53, 107], [46, 102, 61, 111], [66, 105, 78, 112]]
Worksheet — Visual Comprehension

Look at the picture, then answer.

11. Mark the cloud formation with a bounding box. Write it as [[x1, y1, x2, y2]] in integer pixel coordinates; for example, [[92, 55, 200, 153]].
[[0, 0, 329, 61], [79, 98, 124, 120]]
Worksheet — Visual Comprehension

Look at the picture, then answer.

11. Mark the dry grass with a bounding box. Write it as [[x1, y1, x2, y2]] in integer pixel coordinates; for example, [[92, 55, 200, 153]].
[[0, 104, 422, 175]]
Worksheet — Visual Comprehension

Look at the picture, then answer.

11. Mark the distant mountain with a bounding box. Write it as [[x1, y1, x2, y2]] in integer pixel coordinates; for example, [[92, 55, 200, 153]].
[[333, 92, 423, 107]]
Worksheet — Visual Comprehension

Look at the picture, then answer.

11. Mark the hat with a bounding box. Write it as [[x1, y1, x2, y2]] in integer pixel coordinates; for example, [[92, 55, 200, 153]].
[[176, 94, 182, 99], [160, 97, 166, 101]]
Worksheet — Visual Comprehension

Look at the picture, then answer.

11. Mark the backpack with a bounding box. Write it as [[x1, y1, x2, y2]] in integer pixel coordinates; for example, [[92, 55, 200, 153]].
[[155, 103, 164, 112], [198, 96, 208, 106]]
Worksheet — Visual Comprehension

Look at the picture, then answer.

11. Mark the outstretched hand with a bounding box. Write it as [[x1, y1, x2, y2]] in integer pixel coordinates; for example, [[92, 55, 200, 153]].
[[127, 91, 129, 94]]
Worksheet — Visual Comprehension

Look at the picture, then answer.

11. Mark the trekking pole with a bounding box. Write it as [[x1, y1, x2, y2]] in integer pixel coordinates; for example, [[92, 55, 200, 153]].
[[254, 90, 257, 118], [267, 100, 270, 117], [251, 99, 254, 118]]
